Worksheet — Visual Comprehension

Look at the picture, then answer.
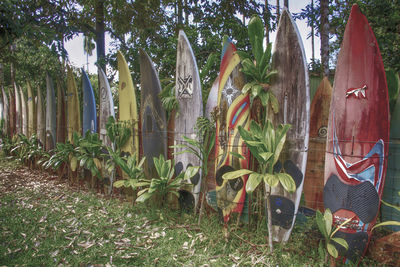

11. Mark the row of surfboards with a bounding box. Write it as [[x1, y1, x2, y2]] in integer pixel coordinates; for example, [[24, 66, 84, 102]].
[[0, 5, 398, 263]]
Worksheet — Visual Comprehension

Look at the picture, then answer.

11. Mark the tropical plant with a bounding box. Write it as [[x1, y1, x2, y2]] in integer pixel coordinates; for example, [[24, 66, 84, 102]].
[[316, 209, 350, 263], [111, 153, 146, 204], [41, 141, 75, 179], [236, 15, 278, 117], [105, 116, 131, 152], [105, 116, 132, 194], [172, 116, 216, 223], [75, 131, 104, 188], [136, 154, 199, 207], [222, 120, 294, 251]]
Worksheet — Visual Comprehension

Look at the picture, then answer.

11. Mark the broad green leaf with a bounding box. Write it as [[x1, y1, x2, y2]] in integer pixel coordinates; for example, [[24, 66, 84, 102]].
[[135, 181, 150, 187], [263, 173, 279, 187], [259, 43, 272, 75], [153, 156, 161, 174], [242, 82, 253, 94], [241, 59, 258, 78], [229, 151, 245, 160], [148, 179, 157, 193], [113, 180, 126, 188], [244, 140, 263, 147], [253, 34, 263, 65], [249, 121, 262, 137], [327, 243, 338, 258], [259, 90, 270, 107], [223, 169, 253, 180], [272, 129, 288, 165], [238, 125, 254, 143], [136, 192, 152, 203], [248, 15, 264, 64], [259, 152, 273, 162], [251, 84, 262, 98], [70, 156, 78, 171], [331, 238, 348, 250], [324, 209, 333, 236], [316, 210, 328, 238], [184, 166, 200, 180], [269, 91, 279, 113], [277, 173, 296, 193], [246, 173, 262, 193], [372, 221, 400, 230], [138, 156, 146, 168], [93, 158, 102, 170]]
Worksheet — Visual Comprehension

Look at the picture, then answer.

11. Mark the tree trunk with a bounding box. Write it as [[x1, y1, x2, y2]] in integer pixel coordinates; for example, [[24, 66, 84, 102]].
[[0, 63, 4, 87], [320, 0, 330, 77], [276, 0, 280, 20], [311, 0, 315, 64], [264, 0, 270, 44], [95, 0, 106, 72], [284, 0, 289, 9], [177, 0, 183, 27], [184, 0, 188, 25]]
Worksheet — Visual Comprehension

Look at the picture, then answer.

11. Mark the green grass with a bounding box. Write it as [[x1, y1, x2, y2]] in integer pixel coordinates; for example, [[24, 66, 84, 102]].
[[0, 155, 384, 266]]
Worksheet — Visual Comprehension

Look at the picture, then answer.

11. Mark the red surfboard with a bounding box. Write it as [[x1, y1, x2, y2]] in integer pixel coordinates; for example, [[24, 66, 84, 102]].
[[324, 4, 389, 263]]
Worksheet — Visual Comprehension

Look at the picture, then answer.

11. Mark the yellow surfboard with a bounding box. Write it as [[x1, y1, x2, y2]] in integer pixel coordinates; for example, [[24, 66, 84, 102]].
[[117, 51, 139, 161], [66, 66, 81, 142], [27, 81, 36, 138]]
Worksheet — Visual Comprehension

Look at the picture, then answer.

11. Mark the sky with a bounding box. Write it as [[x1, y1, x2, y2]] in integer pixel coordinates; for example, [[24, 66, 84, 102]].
[[64, 0, 319, 75]]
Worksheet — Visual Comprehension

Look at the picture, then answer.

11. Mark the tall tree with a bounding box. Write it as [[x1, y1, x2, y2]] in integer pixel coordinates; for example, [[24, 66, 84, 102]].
[[95, 0, 106, 73], [320, 0, 329, 76]]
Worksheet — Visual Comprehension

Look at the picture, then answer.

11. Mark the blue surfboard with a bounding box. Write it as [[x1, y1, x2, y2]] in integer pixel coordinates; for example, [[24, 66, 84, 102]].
[[82, 69, 97, 135]]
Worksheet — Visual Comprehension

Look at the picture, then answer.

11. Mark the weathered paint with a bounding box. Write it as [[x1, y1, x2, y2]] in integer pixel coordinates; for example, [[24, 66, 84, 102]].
[[267, 8, 310, 242], [324, 4, 389, 263], [139, 49, 167, 179], [45, 73, 56, 150], [19, 86, 28, 136], [56, 79, 66, 143], [98, 66, 115, 148], [174, 30, 203, 209], [117, 51, 139, 162], [66, 66, 82, 142], [27, 81, 36, 137], [304, 77, 331, 211]]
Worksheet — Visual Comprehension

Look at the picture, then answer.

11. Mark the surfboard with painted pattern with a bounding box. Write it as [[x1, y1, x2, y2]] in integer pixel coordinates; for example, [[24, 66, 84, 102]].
[[174, 30, 203, 210], [324, 4, 389, 263], [215, 38, 250, 223]]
